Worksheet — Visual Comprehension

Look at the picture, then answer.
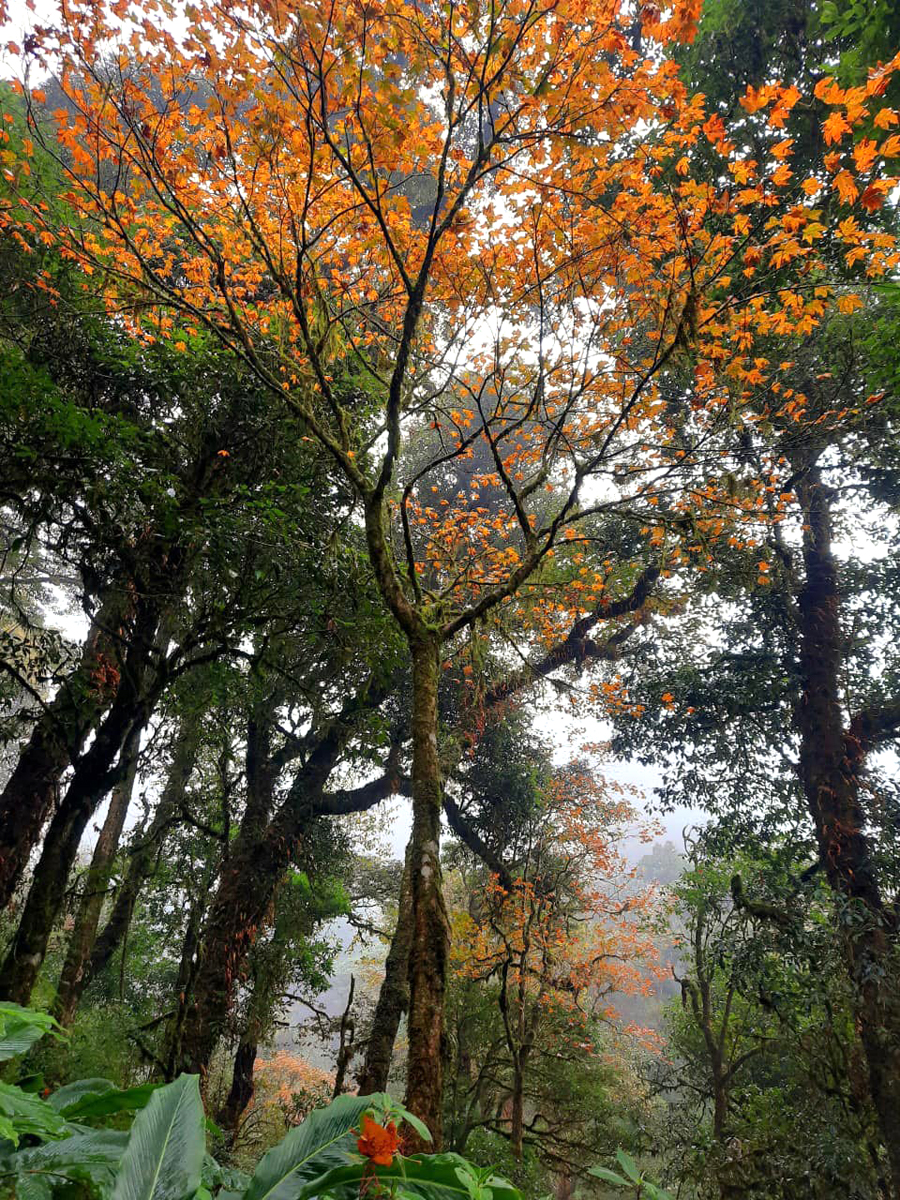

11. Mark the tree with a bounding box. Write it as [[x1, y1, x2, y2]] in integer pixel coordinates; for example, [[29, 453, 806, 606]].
[[7, 0, 900, 1141], [447, 724, 659, 1177], [661, 838, 888, 1199]]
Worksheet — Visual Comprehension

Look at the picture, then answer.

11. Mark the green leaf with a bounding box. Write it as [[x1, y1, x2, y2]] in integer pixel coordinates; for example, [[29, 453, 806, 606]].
[[587, 1166, 630, 1187], [385, 1100, 432, 1145], [242, 1093, 381, 1200], [1, 1129, 127, 1198], [49, 1077, 116, 1112], [0, 1082, 69, 1145], [0, 1003, 62, 1062], [111, 1074, 205, 1200], [299, 1153, 522, 1200], [62, 1081, 162, 1121], [615, 1150, 642, 1184]]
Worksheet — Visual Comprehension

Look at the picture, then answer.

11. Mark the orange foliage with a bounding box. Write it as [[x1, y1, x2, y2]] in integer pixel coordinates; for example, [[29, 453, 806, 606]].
[[453, 759, 661, 1055], [1, 0, 897, 663], [251, 1051, 334, 1124]]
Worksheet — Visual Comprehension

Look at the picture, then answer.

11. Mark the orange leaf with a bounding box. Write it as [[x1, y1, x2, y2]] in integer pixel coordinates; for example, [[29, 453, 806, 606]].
[[832, 170, 858, 204], [822, 111, 851, 145]]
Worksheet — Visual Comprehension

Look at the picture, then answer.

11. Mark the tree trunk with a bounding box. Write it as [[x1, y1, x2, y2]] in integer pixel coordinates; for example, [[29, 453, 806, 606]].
[[53, 721, 143, 1025], [0, 595, 125, 909], [163, 884, 209, 1079], [795, 466, 900, 1197], [0, 600, 163, 1004], [175, 682, 397, 1082], [403, 634, 450, 1151], [357, 849, 413, 1094], [85, 715, 201, 987], [174, 728, 342, 1080], [219, 1039, 257, 1133], [510, 1062, 524, 1161]]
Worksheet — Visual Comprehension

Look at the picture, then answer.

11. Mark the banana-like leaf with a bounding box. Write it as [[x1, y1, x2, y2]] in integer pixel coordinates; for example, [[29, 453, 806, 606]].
[[63, 1081, 162, 1121], [0, 1081, 70, 1145], [111, 1074, 205, 1200], [49, 1077, 116, 1111], [1, 1128, 127, 1199], [242, 1093, 386, 1200], [298, 1153, 523, 1200], [0, 1003, 61, 1062]]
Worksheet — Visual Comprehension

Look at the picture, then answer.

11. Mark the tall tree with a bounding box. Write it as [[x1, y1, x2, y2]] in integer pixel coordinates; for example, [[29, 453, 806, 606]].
[[8, 0, 900, 1139]]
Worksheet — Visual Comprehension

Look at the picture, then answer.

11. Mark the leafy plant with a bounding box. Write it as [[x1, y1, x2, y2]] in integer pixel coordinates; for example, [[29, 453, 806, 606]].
[[0, 1006, 520, 1200], [0, 1004, 62, 1063], [589, 1151, 674, 1200]]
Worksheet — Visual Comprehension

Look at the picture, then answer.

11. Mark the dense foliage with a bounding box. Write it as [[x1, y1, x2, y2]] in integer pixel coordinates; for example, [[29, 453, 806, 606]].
[[0, 0, 899, 1195]]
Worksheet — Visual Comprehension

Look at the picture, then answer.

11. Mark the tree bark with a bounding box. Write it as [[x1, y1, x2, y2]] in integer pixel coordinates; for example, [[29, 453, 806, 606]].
[[172, 661, 399, 1080], [218, 1038, 257, 1133], [53, 720, 143, 1025], [357, 848, 413, 1095], [173, 697, 286, 1080], [85, 715, 202, 987], [403, 633, 450, 1151], [794, 466, 900, 1197], [0, 594, 125, 909], [0, 598, 165, 1004], [174, 804, 286, 1079], [163, 883, 209, 1080]]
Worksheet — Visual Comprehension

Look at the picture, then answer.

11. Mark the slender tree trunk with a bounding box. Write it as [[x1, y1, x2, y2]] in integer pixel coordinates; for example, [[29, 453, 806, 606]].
[[174, 729, 341, 1080], [332, 975, 356, 1098], [404, 633, 450, 1150], [0, 601, 164, 1004], [0, 595, 125, 909], [176, 821, 302, 1079], [794, 467, 900, 1197], [357, 849, 413, 1094], [163, 884, 209, 1080], [219, 1039, 257, 1133], [53, 722, 143, 1025], [510, 1062, 524, 1161], [85, 715, 201, 986], [175, 697, 396, 1081]]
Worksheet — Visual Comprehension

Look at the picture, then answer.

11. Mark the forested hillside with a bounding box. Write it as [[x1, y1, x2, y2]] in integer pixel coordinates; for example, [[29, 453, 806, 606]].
[[1, 0, 899, 1196]]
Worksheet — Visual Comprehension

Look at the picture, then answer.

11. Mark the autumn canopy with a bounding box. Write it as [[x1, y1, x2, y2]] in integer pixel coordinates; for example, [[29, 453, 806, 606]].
[[2, 0, 900, 1155]]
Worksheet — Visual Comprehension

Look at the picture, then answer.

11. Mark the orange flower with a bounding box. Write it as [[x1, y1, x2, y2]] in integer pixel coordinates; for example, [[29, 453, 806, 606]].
[[357, 1115, 400, 1166]]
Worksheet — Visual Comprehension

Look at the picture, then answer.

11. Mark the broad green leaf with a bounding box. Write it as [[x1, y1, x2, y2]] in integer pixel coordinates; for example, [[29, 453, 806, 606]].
[[62, 1081, 162, 1120], [588, 1166, 630, 1186], [49, 1077, 116, 1112], [242, 1093, 383, 1200], [299, 1152, 522, 1200], [615, 1150, 642, 1184], [0, 1082, 69, 1145], [111, 1074, 205, 1200], [0, 1003, 61, 1062], [1, 1129, 127, 1199]]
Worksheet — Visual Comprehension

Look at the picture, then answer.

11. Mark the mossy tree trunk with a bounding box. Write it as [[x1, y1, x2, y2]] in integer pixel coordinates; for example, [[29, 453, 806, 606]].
[[794, 465, 900, 1199], [0, 594, 126, 909], [403, 633, 451, 1151], [53, 720, 143, 1025], [357, 847, 413, 1095]]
